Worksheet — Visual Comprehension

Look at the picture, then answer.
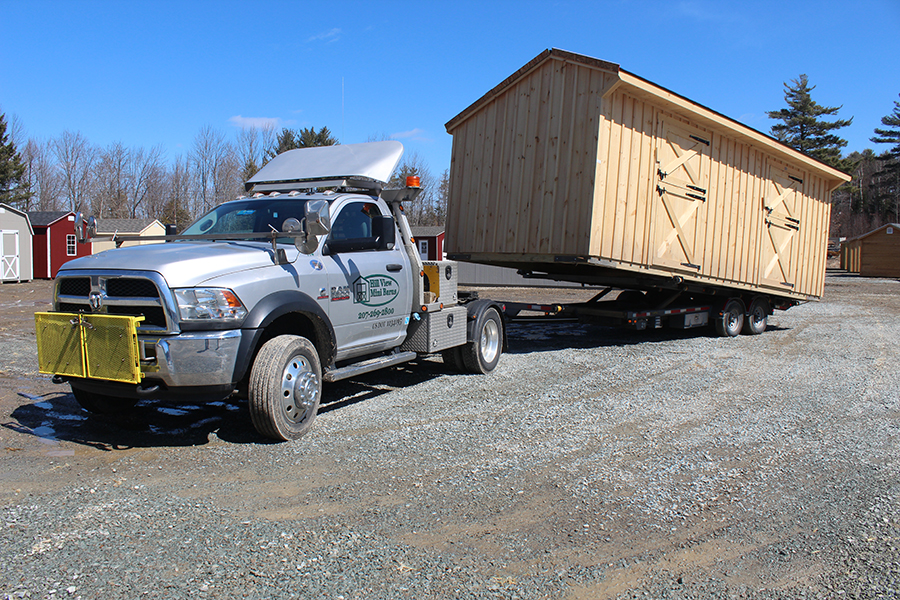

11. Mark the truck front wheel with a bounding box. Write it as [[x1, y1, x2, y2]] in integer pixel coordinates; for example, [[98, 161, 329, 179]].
[[249, 335, 322, 441], [460, 307, 504, 374]]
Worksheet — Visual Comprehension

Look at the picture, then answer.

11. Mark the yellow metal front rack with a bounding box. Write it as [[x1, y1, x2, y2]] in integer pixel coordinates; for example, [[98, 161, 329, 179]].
[[35, 312, 145, 384]]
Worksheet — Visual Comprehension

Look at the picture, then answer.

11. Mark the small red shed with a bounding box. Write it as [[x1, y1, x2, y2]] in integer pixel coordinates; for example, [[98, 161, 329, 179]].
[[28, 211, 91, 279], [411, 226, 445, 261]]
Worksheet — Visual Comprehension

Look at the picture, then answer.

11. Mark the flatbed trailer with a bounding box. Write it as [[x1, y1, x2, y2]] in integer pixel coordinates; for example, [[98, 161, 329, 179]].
[[485, 286, 799, 337]]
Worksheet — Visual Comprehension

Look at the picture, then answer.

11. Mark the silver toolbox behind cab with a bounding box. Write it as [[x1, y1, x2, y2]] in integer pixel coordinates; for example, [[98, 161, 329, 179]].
[[423, 260, 459, 305], [401, 305, 467, 353]]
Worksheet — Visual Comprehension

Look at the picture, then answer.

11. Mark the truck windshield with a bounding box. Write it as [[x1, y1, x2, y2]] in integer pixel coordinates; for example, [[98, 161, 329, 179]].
[[181, 198, 309, 238]]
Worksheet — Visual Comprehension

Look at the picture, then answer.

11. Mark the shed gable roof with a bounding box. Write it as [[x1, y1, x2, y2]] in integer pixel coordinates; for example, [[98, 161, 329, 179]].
[[27, 211, 74, 227], [844, 223, 900, 243], [0, 203, 35, 235], [445, 48, 850, 188], [411, 226, 445, 238], [95, 218, 161, 234]]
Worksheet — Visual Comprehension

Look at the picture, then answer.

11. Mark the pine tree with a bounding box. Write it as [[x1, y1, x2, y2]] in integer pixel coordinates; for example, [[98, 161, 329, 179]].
[[0, 112, 30, 207], [870, 95, 900, 222], [265, 126, 338, 162], [767, 74, 852, 170]]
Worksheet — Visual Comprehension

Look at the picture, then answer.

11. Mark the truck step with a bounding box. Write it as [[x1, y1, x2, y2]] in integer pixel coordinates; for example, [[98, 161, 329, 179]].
[[323, 351, 417, 383]]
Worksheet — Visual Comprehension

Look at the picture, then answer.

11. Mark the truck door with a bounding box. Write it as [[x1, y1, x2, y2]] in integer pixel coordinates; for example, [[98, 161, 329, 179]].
[[321, 199, 411, 360]]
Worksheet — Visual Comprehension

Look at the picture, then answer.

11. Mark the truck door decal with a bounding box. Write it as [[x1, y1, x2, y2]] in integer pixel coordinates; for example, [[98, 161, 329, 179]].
[[352, 274, 399, 307]]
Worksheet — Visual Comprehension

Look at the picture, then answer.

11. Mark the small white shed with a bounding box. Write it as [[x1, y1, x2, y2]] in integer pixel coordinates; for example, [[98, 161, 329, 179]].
[[0, 204, 34, 282]]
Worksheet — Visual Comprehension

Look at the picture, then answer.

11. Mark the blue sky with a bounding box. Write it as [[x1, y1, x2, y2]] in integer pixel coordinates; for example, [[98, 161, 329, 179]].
[[2, 0, 898, 177]]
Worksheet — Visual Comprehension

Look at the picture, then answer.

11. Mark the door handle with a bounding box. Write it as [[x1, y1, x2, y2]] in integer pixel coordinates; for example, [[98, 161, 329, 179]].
[[386, 263, 403, 272]]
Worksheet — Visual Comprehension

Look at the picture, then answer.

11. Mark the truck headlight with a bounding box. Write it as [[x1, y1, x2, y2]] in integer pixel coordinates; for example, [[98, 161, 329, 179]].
[[174, 288, 248, 322]]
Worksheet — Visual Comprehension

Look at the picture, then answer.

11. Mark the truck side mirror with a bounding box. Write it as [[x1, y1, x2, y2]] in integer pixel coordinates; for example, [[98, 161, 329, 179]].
[[372, 215, 396, 250], [305, 200, 331, 236], [289, 201, 332, 255], [75, 212, 85, 243]]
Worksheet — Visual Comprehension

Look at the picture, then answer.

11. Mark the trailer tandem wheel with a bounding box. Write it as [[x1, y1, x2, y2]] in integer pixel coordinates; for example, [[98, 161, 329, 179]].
[[715, 299, 746, 338], [743, 297, 770, 335]]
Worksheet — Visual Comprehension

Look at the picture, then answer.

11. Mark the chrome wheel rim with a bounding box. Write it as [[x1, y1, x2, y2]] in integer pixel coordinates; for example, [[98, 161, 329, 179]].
[[480, 319, 500, 364], [281, 355, 318, 423], [751, 306, 766, 327]]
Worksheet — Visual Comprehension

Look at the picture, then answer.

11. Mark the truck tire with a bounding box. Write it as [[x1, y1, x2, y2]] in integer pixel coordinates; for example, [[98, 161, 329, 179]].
[[743, 297, 769, 335], [249, 335, 322, 441], [441, 347, 467, 373], [460, 307, 503, 374], [72, 387, 137, 414], [715, 299, 745, 337]]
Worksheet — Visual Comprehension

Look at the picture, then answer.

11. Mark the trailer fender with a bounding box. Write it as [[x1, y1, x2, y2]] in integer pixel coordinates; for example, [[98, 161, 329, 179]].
[[463, 299, 509, 352]]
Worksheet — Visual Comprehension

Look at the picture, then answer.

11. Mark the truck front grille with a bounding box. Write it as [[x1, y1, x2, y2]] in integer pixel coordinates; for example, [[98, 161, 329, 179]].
[[59, 277, 91, 296], [55, 275, 171, 331]]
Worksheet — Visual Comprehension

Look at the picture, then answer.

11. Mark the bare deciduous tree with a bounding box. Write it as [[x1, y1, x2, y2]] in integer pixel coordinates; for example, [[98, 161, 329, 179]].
[[52, 130, 96, 212], [93, 141, 128, 218], [190, 126, 240, 214], [21, 139, 62, 211], [125, 145, 165, 218]]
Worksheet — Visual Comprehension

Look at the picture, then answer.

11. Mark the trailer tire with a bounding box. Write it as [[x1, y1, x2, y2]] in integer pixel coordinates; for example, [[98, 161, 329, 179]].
[[249, 335, 321, 441], [715, 299, 745, 337], [72, 387, 137, 414], [460, 307, 503, 374], [743, 297, 769, 335]]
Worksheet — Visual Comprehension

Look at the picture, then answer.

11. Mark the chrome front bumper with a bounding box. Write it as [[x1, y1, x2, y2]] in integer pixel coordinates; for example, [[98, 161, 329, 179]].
[[146, 329, 244, 388]]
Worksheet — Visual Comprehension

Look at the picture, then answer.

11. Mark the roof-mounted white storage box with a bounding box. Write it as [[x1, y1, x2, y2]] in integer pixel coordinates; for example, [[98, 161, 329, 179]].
[[444, 49, 850, 301]]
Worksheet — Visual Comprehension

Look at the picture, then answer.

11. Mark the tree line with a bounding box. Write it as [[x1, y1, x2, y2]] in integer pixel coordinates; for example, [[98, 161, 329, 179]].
[[1, 76, 898, 238], [0, 118, 449, 230]]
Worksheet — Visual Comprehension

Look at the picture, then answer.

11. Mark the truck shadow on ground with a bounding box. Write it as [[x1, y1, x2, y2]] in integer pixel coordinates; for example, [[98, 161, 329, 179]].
[[5, 360, 450, 450], [7, 322, 786, 449]]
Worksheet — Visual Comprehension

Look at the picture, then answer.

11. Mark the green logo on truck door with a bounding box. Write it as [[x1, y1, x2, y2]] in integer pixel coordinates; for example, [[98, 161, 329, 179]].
[[352, 274, 399, 307]]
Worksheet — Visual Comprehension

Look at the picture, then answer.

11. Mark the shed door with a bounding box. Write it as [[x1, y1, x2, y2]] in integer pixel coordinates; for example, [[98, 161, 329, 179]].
[[651, 120, 711, 273], [1, 230, 19, 281], [759, 164, 804, 290]]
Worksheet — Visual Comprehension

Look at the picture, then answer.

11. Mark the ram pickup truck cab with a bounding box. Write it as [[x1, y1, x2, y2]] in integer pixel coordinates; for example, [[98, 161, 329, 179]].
[[35, 141, 505, 440]]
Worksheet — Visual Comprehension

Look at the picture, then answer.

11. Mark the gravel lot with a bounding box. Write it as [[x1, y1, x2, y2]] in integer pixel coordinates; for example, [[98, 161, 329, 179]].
[[1, 274, 898, 599]]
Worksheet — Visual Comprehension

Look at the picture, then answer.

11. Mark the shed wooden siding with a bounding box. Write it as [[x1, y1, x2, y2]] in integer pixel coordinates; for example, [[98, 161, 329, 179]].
[[446, 49, 849, 301], [840, 224, 900, 277], [447, 59, 614, 258]]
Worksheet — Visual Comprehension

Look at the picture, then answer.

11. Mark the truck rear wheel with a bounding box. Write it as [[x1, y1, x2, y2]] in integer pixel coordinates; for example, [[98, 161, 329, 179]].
[[460, 307, 503, 374], [441, 347, 467, 373], [249, 335, 322, 441], [715, 299, 745, 337], [743, 297, 769, 335], [72, 387, 137, 414]]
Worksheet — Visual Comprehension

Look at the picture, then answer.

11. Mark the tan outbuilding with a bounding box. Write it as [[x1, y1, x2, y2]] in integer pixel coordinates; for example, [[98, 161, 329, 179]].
[[841, 223, 900, 277], [444, 49, 851, 301]]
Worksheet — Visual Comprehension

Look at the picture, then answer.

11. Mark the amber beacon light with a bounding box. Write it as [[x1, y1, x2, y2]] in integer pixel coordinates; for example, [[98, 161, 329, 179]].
[[406, 176, 420, 188]]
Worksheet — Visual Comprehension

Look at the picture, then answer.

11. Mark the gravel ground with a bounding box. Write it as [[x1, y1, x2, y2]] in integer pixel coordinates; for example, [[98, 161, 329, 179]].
[[1, 274, 899, 599]]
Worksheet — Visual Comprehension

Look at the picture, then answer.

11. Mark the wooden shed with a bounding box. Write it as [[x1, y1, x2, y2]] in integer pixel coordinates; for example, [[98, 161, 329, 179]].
[[444, 49, 851, 301], [90, 218, 166, 254], [0, 203, 34, 282], [840, 223, 900, 277], [28, 211, 92, 279], [411, 226, 446, 261]]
